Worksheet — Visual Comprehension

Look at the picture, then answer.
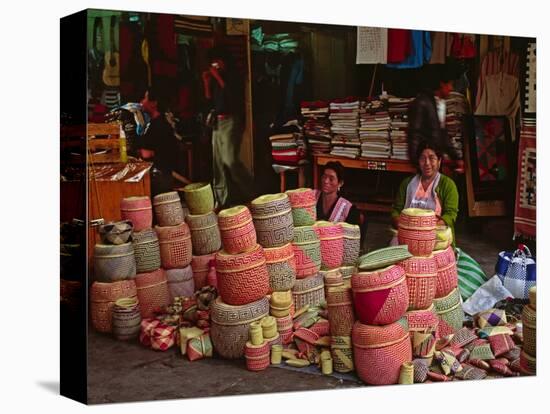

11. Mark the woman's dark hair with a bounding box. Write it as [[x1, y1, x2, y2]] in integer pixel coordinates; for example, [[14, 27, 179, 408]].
[[415, 141, 444, 165], [321, 161, 345, 182], [145, 86, 168, 113]]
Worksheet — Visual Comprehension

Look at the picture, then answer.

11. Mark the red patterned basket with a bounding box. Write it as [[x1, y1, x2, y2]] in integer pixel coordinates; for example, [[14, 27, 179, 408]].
[[251, 194, 294, 248], [405, 305, 439, 336], [433, 246, 458, 297], [218, 206, 257, 254], [120, 196, 152, 231], [309, 319, 330, 337], [210, 296, 269, 359], [264, 243, 297, 292], [185, 211, 221, 256], [245, 341, 270, 371], [292, 226, 322, 278], [313, 221, 344, 270], [156, 223, 193, 269], [292, 273, 325, 309], [285, 188, 317, 226], [215, 244, 269, 306], [399, 255, 437, 310], [153, 191, 185, 227], [166, 265, 195, 300], [321, 269, 344, 289], [275, 314, 293, 332], [398, 227, 436, 257], [352, 319, 412, 385], [399, 208, 437, 230], [191, 253, 217, 289], [327, 286, 355, 337], [90, 279, 137, 333], [351, 265, 409, 325], [135, 268, 170, 319]]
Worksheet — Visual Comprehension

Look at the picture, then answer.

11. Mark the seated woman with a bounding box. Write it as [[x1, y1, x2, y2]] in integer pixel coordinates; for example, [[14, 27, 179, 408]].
[[391, 141, 459, 245], [315, 161, 361, 226]]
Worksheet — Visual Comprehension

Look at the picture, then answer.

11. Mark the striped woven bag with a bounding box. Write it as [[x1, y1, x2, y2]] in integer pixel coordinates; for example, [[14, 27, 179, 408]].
[[455, 248, 488, 300]]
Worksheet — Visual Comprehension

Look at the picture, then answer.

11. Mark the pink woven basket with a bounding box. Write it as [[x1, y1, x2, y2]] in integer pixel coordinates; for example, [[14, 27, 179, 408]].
[[215, 244, 269, 305], [245, 341, 270, 371], [399, 255, 437, 310], [433, 246, 458, 297], [218, 206, 257, 254], [152, 191, 185, 227], [90, 280, 137, 333], [399, 208, 437, 230], [326, 285, 355, 337], [314, 221, 344, 270], [398, 227, 436, 257], [156, 223, 193, 269], [351, 265, 409, 325], [405, 305, 439, 336], [264, 243, 297, 292], [135, 268, 170, 319], [191, 253, 217, 289], [120, 196, 152, 231], [352, 319, 412, 385], [286, 188, 317, 226]]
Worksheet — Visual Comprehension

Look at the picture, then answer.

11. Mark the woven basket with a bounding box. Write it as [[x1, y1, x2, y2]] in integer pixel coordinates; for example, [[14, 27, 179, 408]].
[[153, 191, 185, 227], [399, 208, 437, 230], [120, 196, 152, 231], [292, 226, 321, 278], [405, 305, 439, 335], [218, 206, 257, 254], [210, 296, 270, 359], [98, 220, 133, 245], [326, 286, 355, 337], [352, 319, 412, 385], [432, 246, 458, 298], [399, 255, 437, 310], [330, 336, 354, 373], [434, 225, 453, 251], [93, 242, 136, 282], [215, 244, 269, 306], [522, 304, 536, 357], [398, 227, 436, 257], [135, 268, 170, 319], [286, 188, 317, 226], [132, 228, 161, 273], [339, 266, 356, 281], [166, 265, 195, 300], [251, 196, 294, 248], [358, 245, 412, 271], [244, 341, 270, 371], [351, 265, 409, 325], [90, 280, 137, 333], [292, 273, 325, 309], [341, 223, 361, 266], [112, 297, 141, 340], [270, 291, 293, 318], [321, 269, 344, 289], [156, 223, 193, 269], [529, 286, 536, 308], [264, 243, 296, 292], [182, 182, 215, 215], [261, 316, 278, 339], [191, 253, 217, 289], [313, 221, 344, 270], [433, 288, 464, 337], [186, 211, 222, 256], [519, 350, 536, 375]]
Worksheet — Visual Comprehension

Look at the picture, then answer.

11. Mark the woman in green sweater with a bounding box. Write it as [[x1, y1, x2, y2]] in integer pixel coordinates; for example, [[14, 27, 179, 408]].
[[391, 141, 459, 246]]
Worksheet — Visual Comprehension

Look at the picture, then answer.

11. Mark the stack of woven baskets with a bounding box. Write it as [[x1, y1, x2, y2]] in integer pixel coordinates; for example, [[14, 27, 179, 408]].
[[520, 286, 536, 375]]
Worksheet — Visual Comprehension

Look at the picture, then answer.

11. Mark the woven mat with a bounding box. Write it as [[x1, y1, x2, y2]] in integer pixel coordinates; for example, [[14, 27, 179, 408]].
[[271, 362, 363, 383]]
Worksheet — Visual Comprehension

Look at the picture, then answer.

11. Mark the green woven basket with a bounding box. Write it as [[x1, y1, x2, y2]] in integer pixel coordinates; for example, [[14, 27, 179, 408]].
[[183, 182, 215, 215], [358, 245, 412, 270]]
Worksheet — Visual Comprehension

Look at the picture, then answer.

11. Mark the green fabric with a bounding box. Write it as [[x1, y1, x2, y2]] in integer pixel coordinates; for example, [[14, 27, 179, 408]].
[[391, 174, 459, 247], [455, 248, 488, 300]]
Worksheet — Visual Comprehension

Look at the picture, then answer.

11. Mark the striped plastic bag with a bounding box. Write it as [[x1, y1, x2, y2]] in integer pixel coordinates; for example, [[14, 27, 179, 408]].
[[455, 248, 488, 300]]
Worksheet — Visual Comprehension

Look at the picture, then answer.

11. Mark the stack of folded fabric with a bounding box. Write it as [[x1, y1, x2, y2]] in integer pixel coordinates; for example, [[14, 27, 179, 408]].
[[270, 133, 304, 166], [445, 92, 468, 160], [388, 97, 413, 160], [359, 99, 391, 158], [301, 101, 332, 154], [329, 99, 360, 158]]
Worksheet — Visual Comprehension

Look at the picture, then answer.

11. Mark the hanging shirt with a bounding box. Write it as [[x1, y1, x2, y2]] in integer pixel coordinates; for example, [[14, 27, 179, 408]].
[[475, 50, 520, 110], [386, 31, 432, 69], [429, 31, 447, 64], [387, 29, 412, 63]]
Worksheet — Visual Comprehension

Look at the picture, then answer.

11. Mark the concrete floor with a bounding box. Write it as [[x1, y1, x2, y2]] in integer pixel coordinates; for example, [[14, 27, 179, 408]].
[[87, 215, 519, 404]]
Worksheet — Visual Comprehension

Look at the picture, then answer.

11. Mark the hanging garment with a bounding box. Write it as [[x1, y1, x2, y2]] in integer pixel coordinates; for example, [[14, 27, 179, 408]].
[[387, 29, 412, 63], [429, 31, 446, 64], [475, 50, 520, 110], [356, 27, 388, 64], [513, 119, 536, 239], [386, 31, 431, 69], [524, 43, 536, 114], [449, 33, 477, 59]]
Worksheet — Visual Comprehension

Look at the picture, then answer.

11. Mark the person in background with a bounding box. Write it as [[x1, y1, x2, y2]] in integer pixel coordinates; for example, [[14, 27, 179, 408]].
[[202, 46, 254, 208], [138, 87, 190, 197], [408, 62, 464, 172], [391, 141, 459, 245]]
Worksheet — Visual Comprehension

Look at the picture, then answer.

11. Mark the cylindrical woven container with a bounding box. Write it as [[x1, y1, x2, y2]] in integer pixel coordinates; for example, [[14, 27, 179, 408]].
[[166, 266, 195, 300], [529, 286, 537, 308], [251, 194, 294, 248], [261, 316, 277, 339], [90, 280, 137, 333], [341, 223, 361, 266], [398, 208, 437, 257], [153, 191, 185, 227], [314, 221, 344, 270], [215, 244, 269, 306], [400, 255, 437, 310], [135, 268, 170, 319], [522, 304, 536, 357], [186, 211, 221, 256], [405, 305, 439, 336], [275, 315, 294, 344], [98, 220, 133, 245], [264, 243, 297, 292], [120, 196, 152, 231], [432, 246, 458, 298], [321, 269, 344, 289], [249, 321, 264, 345], [285, 188, 317, 226], [112, 297, 141, 341], [182, 182, 215, 215], [519, 350, 536, 375], [244, 341, 270, 371], [330, 336, 354, 373], [271, 344, 283, 365], [351, 265, 409, 325], [292, 273, 325, 310], [210, 296, 270, 359], [434, 225, 452, 251], [352, 319, 412, 385], [156, 223, 193, 269], [399, 362, 414, 384], [326, 286, 355, 337], [270, 291, 293, 318], [218, 206, 257, 254], [93, 242, 136, 282], [292, 226, 321, 278], [132, 228, 161, 273], [433, 288, 464, 337], [191, 253, 217, 289], [340, 266, 356, 281]]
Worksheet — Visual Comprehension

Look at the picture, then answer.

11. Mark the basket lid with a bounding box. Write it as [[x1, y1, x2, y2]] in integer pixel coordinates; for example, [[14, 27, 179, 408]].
[[218, 205, 249, 218], [358, 245, 412, 271], [352, 264, 405, 291], [252, 193, 288, 206], [210, 296, 269, 325], [401, 208, 436, 218]]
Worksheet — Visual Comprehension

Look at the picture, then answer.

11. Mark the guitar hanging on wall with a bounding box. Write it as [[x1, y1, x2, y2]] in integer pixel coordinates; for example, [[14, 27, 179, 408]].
[[103, 15, 120, 87]]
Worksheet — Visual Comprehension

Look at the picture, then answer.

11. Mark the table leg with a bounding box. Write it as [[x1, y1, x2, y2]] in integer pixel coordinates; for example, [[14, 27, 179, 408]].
[[280, 171, 286, 193], [298, 167, 305, 188], [187, 148, 193, 181], [313, 160, 319, 189]]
